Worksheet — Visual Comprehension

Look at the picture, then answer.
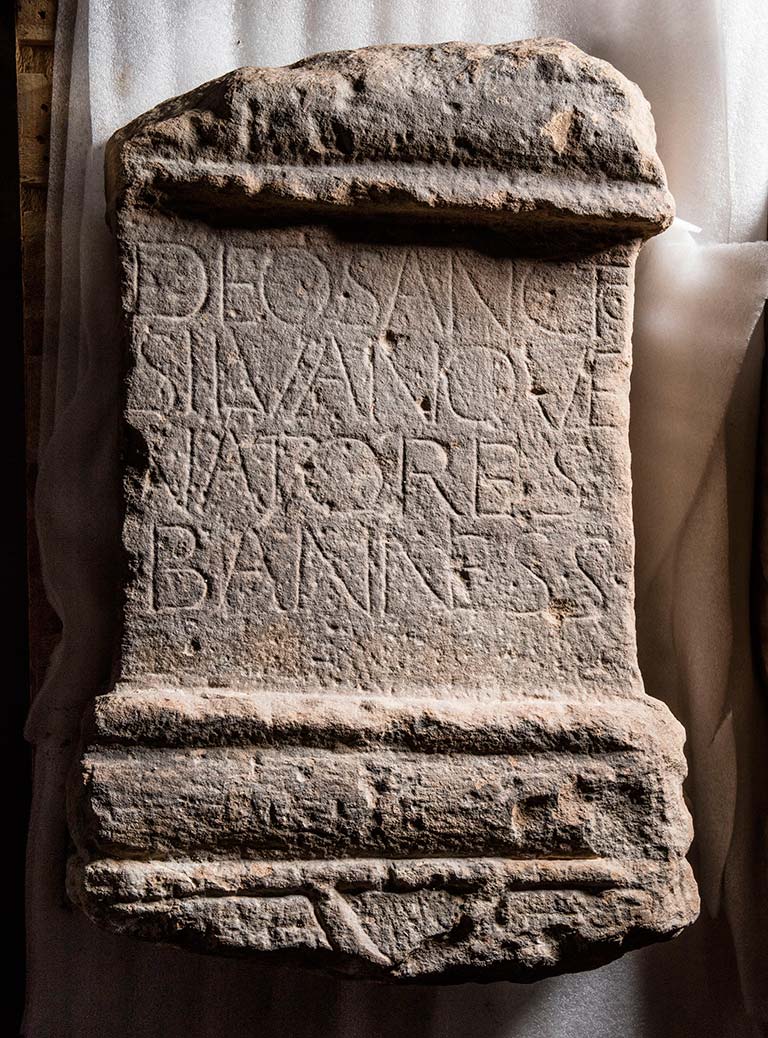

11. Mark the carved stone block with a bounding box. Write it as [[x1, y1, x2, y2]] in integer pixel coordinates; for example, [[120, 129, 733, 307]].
[[67, 39, 698, 981]]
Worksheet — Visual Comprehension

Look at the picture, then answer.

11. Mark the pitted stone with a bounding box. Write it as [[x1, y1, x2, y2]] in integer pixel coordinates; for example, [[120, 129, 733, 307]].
[[68, 39, 697, 982]]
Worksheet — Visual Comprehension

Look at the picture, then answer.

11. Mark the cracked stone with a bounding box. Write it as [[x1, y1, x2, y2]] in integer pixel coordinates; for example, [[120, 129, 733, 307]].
[[67, 38, 698, 982]]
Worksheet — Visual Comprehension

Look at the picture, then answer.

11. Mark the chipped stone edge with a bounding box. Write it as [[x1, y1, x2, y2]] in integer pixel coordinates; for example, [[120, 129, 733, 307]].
[[104, 39, 675, 241], [66, 688, 699, 981], [67, 854, 699, 983]]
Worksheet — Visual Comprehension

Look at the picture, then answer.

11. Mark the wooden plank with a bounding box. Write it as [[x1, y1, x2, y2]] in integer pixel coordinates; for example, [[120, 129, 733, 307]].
[[17, 71, 51, 184], [16, 0, 56, 47], [15, 0, 61, 701], [15, 0, 55, 355]]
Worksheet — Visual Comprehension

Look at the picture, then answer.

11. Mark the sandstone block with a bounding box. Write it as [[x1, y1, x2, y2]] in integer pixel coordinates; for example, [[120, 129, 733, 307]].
[[68, 39, 698, 982]]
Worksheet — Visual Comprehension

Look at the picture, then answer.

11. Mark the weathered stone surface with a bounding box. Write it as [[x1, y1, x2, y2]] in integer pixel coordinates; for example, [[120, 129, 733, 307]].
[[68, 39, 697, 981]]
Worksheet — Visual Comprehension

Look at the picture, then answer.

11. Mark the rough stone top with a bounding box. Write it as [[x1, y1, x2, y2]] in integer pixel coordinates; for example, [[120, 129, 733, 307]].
[[106, 39, 673, 243]]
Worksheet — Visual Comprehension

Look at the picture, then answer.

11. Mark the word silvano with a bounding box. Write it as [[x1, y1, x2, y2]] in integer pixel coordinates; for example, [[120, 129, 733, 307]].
[[68, 39, 699, 982]]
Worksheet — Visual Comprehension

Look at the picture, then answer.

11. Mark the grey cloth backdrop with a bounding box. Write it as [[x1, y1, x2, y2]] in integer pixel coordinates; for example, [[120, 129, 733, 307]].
[[25, 1, 768, 1035]]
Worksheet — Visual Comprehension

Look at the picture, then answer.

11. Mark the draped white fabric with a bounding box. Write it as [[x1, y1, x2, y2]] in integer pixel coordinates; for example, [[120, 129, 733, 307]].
[[26, 1, 768, 1035]]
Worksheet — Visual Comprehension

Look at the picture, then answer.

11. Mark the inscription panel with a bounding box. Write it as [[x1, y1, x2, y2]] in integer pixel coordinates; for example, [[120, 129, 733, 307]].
[[119, 220, 637, 696]]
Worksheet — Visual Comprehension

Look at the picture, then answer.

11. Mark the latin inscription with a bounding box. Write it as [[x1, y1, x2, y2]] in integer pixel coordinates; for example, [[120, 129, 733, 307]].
[[124, 231, 632, 623]]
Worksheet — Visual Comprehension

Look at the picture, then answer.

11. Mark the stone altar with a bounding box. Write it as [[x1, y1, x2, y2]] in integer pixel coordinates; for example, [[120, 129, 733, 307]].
[[67, 38, 698, 982]]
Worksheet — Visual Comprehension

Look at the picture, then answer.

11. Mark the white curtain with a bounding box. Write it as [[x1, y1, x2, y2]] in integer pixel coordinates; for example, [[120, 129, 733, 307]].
[[26, 2, 768, 1035]]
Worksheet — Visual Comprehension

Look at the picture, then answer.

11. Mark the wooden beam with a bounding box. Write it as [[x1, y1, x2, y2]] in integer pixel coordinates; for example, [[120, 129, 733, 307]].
[[15, 0, 60, 700]]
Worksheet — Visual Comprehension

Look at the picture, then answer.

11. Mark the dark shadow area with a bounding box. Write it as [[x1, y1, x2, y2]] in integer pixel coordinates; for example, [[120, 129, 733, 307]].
[[1, 5, 32, 1035], [131, 187, 649, 261]]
